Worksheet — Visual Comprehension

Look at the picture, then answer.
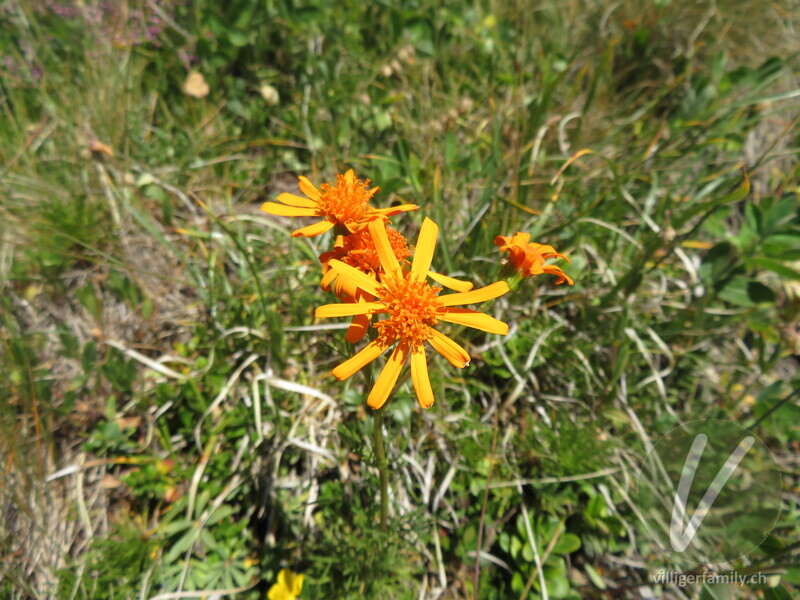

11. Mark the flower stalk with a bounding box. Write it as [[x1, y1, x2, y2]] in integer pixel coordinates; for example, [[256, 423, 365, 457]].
[[372, 406, 390, 532]]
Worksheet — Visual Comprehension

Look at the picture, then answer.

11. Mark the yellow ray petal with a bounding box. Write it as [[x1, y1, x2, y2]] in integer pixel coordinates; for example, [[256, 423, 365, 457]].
[[511, 232, 531, 245], [345, 313, 370, 343], [276, 192, 317, 208], [297, 175, 321, 200], [428, 329, 470, 368], [438, 281, 509, 307], [367, 220, 402, 279], [315, 302, 383, 318], [530, 243, 559, 256], [261, 202, 318, 217], [543, 265, 573, 285], [427, 271, 473, 292], [367, 343, 408, 409], [332, 339, 388, 380], [320, 268, 337, 291], [439, 308, 509, 335], [411, 217, 438, 281], [291, 573, 304, 595], [332, 273, 360, 300], [370, 204, 419, 216], [328, 259, 381, 296], [291, 219, 334, 238], [410, 345, 434, 409]]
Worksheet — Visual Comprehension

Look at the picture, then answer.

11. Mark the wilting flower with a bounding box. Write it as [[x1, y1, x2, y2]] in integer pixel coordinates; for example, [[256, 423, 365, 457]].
[[494, 232, 573, 285], [268, 568, 303, 600], [182, 71, 209, 98], [261, 170, 418, 238], [315, 218, 509, 410], [260, 83, 280, 106]]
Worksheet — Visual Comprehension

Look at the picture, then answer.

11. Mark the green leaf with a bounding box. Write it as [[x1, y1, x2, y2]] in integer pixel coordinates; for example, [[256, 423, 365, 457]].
[[699, 583, 732, 600], [762, 585, 793, 600], [76, 281, 102, 322], [717, 276, 776, 306], [746, 257, 800, 280], [522, 539, 534, 562], [164, 530, 196, 563], [783, 567, 800, 585], [228, 28, 249, 47], [200, 528, 218, 551], [735, 202, 761, 249], [204, 13, 227, 37], [551, 533, 581, 555], [699, 241, 737, 284], [81, 342, 97, 375], [584, 564, 607, 590], [677, 172, 750, 228], [585, 494, 606, 519], [162, 519, 192, 536], [762, 198, 797, 234], [206, 505, 234, 526]]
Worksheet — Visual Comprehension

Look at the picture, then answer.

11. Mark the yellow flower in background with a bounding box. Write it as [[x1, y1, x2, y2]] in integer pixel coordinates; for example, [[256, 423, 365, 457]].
[[261, 169, 418, 238], [268, 568, 303, 600], [494, 232, 573, 285], [315, 218, 509, 410]]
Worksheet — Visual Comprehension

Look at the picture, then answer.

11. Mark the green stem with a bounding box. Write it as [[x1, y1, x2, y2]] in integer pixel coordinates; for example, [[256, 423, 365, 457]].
[[373, 407, 389, 532]]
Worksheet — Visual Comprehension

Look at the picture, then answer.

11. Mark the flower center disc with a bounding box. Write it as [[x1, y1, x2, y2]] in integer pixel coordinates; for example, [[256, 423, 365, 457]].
[[318, 173, 375, 225], [374, 278, 442, 344]]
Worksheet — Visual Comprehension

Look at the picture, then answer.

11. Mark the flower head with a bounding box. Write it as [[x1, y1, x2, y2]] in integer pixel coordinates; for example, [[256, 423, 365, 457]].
[[320, 225, 412, 297], [315, 218, 510, 410], [494, 232, 573, 284], [319, 225, 413, 344], [261, 170, 418, 238], [318, 223, 474, 344], [268, 568, 303, 600]]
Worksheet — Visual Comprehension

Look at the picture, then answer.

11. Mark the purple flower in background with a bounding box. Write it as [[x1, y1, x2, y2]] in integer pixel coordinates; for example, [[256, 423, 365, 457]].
[[41, 0, 172, 47]]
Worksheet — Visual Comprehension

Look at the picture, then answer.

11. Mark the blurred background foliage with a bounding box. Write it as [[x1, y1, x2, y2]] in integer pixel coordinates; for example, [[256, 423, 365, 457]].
[[1, 0, 799, 598]]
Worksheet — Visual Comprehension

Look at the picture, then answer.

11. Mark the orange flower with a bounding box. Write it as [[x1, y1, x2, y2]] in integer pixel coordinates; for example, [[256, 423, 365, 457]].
[[319, 224, 475, 344], [320, 225, 413, 298], [315, 218, 510, 410], [319, 226, 413, 344], [261, 169, 418, 238], [494, 232, 573, 285]]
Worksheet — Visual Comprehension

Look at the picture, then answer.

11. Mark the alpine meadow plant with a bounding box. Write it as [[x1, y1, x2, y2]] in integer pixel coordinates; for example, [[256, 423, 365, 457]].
[[262, 170, 572, 534]]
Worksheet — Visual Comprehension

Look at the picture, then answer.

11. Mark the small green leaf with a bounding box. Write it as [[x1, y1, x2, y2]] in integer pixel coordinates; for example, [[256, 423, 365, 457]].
[[162, 519, 192, 536], [783, 567, 800, 585], [717, 276, 775, 306], [551, 533, 581, 555], [228, 28, 249, 47], [76, 281, 102, 322], [584, 564, 607, 590], [747, 257, 800, 280], [677, 172, 750, 227]]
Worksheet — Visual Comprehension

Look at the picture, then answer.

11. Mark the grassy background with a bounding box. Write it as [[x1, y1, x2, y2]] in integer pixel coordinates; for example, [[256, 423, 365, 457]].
[[1, 0, 799, 598]]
